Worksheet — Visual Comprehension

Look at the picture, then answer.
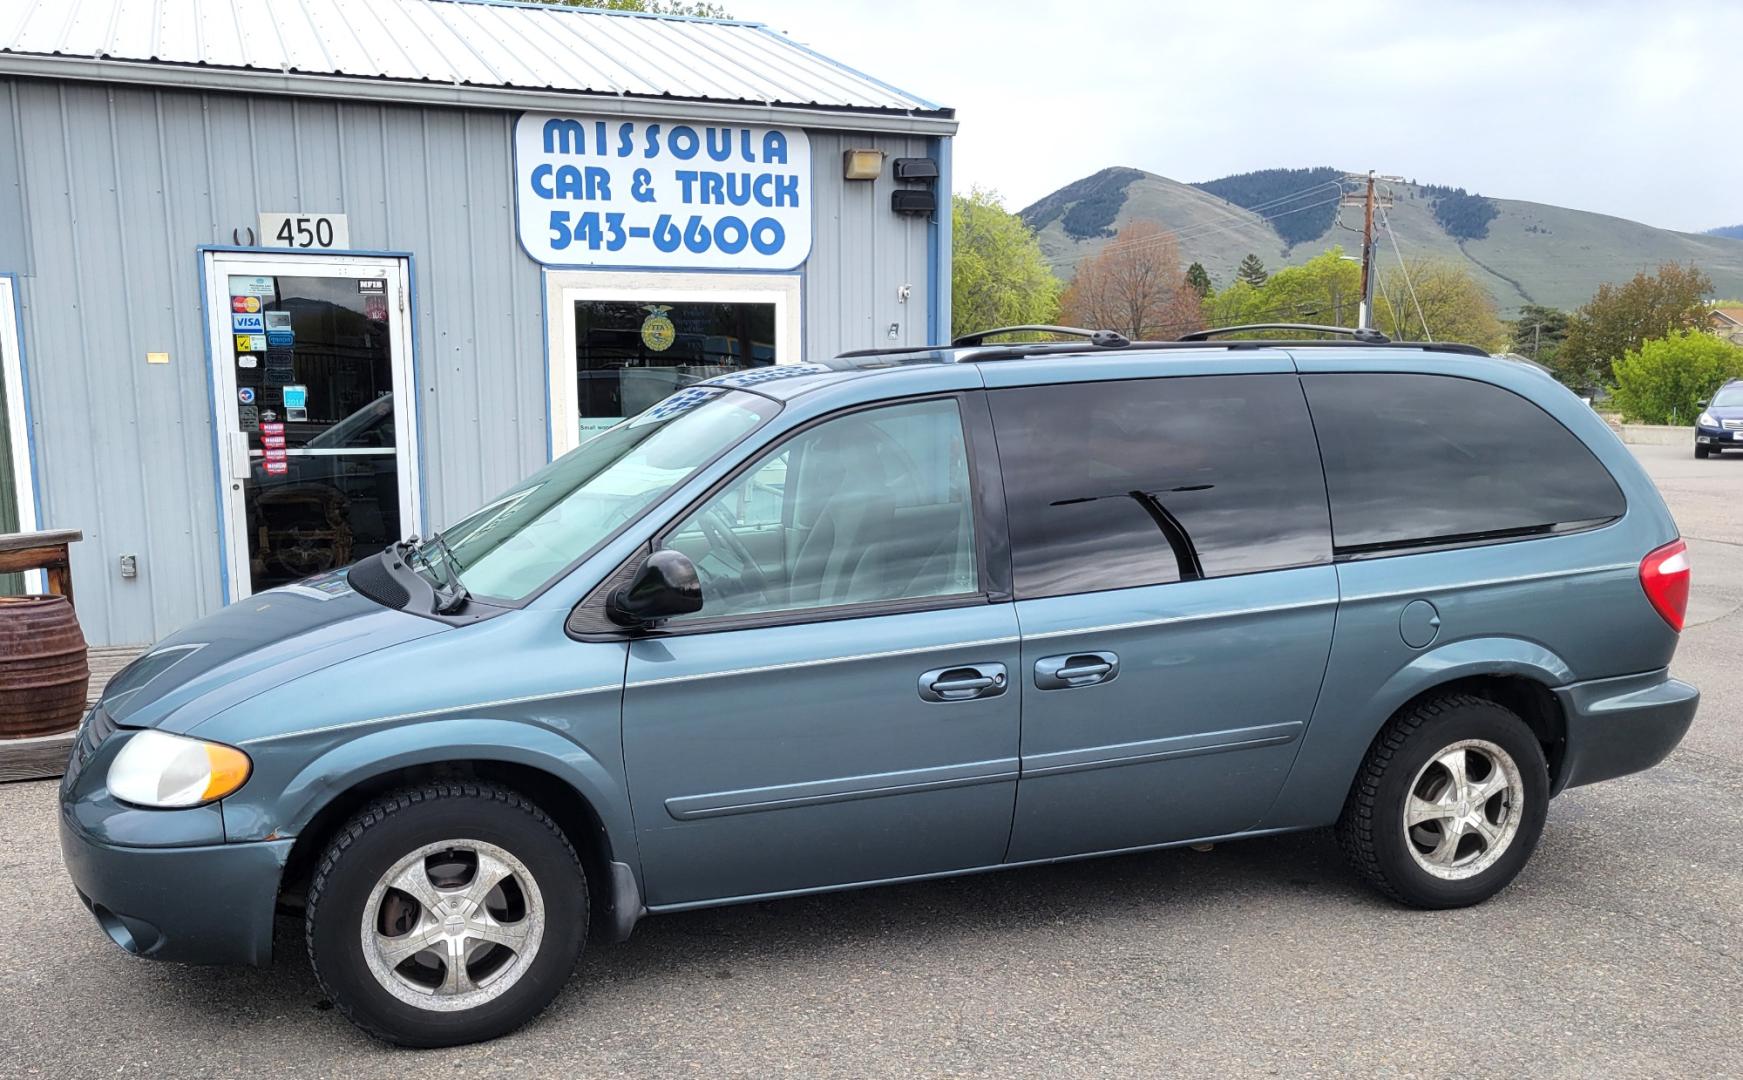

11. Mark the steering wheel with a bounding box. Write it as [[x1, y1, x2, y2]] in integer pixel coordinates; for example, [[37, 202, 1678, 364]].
[[699, 505, 771, 603]]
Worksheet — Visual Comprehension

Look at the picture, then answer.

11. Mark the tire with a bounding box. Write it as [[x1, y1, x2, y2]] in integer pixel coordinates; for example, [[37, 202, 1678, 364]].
[[305, 782, 588, 1047], [1696, 444, 1710, 459], [1336, 694, 1548, 909]]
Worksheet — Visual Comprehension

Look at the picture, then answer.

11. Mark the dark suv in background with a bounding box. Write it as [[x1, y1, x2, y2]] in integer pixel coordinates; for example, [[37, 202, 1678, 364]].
[[1695, 379, 1743, 458]]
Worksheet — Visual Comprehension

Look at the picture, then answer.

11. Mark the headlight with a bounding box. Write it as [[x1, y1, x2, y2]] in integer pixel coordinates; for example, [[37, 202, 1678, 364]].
[[1698, 412, 1717, 428], [107, 730, 252, 808]]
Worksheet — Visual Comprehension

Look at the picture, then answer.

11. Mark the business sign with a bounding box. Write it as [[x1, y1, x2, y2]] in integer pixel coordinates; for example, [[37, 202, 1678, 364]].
[[514, 113, 811, 270]]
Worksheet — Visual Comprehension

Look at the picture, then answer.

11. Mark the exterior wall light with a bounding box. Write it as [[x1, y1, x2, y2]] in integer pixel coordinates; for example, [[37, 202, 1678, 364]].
[[843, 149, 884, 180]]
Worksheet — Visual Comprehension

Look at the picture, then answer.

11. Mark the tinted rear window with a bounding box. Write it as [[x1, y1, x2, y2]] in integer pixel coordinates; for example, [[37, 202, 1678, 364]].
[[1301, 373, 1625, 553], [989, 374, 1332, 599]]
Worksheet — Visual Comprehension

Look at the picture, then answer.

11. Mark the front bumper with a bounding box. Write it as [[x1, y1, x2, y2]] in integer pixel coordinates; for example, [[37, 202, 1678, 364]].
[[59, 810, 292, 966], [1553, 668, 1698, 793], [1695, 427, 1743, 445]]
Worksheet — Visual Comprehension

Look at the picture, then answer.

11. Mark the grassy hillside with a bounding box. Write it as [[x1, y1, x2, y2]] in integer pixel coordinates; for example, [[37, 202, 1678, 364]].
[[1022, 169, 1743, 315]]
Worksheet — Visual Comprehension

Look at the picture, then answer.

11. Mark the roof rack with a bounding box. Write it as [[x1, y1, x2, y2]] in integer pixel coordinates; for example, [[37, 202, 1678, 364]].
[[1178, 323, 1391, 343], [950, 325, 1132, 348]]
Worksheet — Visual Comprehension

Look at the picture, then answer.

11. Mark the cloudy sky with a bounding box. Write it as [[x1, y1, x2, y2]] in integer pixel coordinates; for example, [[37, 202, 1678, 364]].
[[746, 0, 1738, 233]]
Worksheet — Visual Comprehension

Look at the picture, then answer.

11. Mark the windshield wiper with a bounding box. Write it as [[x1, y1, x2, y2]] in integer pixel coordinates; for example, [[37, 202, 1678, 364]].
[[404, 534, 472, 614]]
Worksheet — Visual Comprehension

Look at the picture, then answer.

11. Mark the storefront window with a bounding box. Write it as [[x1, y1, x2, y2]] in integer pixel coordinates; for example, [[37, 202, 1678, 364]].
[[574, 299, 775, 437]]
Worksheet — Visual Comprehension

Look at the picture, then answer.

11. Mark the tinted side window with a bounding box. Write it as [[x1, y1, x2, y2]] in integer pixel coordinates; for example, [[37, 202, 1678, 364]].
[[665, 398, 978, 621], [1301, 373, 1626, 553], [990, 375, 1332, 600]]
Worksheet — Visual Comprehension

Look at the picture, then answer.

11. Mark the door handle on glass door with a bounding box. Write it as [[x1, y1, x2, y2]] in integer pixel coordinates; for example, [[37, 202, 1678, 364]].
[[917, 664, 1008, 703], [1034, 652, 1120, 690]]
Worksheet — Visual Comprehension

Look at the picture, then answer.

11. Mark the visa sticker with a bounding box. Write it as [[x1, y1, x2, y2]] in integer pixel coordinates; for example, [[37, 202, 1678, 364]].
[[232, 312, 265, 333]]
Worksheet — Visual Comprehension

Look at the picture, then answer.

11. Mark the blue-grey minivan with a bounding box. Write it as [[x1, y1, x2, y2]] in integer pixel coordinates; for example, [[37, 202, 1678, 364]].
[[59, 327, 1699, 1046]]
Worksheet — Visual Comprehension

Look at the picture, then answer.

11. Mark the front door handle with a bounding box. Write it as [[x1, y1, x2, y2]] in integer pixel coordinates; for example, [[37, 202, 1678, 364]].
[[1034, 651, 1120, 690], [918, 663, 1008, 703]]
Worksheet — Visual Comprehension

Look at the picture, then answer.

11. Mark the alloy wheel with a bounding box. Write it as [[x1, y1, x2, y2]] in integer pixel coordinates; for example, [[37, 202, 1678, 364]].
[[1403, 738, 1526, 881], [360, 839, 546, 1012]]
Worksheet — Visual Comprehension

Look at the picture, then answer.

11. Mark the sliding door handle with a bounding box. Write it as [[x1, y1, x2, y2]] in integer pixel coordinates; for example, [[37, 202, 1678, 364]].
[[1034, 651, 1120, 690], [918, 663, 1008, 703]]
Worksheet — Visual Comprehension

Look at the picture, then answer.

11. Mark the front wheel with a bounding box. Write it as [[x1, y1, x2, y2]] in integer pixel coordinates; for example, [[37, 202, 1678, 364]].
[[1696, 444, 1710, 459], [1336, 694, 1548, 909], [305, 782, 588, 1047]]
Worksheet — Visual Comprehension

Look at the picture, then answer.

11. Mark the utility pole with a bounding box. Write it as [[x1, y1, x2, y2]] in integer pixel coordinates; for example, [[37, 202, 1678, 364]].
[[1340, 172, 1400, 330]]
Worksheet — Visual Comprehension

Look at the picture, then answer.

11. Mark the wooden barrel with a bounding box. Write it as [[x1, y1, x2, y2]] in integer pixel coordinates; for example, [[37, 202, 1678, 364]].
[[0, 595, 90, 739]]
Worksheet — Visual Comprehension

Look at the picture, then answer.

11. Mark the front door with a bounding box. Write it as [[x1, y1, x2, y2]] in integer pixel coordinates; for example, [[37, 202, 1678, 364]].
[[204, 253, 419, 600], [0, 274, 36, 594], [621, 395, 1019, 908]]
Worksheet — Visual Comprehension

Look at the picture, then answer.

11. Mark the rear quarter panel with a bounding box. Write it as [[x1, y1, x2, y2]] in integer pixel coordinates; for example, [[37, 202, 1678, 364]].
[[1265, 351, 1682, 828]]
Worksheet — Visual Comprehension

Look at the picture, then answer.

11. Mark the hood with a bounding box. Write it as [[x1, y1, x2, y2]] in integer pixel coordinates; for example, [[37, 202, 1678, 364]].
[[101, 569, 448, 735], [1704, 403, 1743, 420]]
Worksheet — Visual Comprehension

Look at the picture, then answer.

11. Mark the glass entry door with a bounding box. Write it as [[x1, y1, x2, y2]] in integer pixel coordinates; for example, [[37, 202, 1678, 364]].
[[0, 274, 35, 594], [204, 253, 419, 600], [547, 275, 800, 455]]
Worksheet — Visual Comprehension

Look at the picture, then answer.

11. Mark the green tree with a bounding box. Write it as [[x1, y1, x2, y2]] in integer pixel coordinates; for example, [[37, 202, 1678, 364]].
[[1559, 262, 1714, 394], [1236, 253, 1269, 287], [1204, 248, 1359, 331], [1184, 262, 1212, 298], [542, 0, 732, 16], [1375, 257, 1507, 351], [1509, 304, 1571, 363], [951, 187, 1062, 340], [1609, 329, 1743, 423]]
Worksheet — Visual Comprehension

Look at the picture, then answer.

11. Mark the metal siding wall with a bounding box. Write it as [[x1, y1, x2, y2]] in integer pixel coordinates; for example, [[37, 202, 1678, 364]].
[[1, 78, 544, 645], [804, 130, 935, 359], [0, 77, 940, 646]]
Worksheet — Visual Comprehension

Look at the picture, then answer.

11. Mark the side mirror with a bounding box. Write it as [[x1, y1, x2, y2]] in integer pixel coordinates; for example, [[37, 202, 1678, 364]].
[[607, 550, 703, 627], [1697, 398, 1710, 408]]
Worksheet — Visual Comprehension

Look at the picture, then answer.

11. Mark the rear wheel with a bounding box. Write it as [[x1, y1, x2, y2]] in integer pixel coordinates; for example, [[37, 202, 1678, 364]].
[[305, 782, 588, 1047], [1336, 694, 1548, 909]]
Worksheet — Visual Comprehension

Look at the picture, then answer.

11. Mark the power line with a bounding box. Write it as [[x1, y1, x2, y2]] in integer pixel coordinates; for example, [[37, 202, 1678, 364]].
[[1056, 192, 1345, 268], [1378, 205, 1432, 341], [1051, 178, 1343, 265]]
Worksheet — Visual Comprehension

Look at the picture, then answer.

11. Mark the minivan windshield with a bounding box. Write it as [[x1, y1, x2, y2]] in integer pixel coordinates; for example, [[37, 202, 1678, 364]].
[[429, 387, 780, 602]]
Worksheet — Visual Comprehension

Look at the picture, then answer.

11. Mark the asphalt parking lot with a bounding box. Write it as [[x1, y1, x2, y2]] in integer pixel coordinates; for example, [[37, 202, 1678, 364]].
[[0, 442, 1737, 1079]]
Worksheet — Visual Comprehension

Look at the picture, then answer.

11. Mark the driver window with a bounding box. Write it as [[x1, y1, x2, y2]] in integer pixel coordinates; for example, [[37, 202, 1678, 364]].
[[664, 398, 978, 621]]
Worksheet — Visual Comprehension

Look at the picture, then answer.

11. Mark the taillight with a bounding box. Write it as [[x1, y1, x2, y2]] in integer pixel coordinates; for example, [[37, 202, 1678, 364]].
[[1640, 539, 1690, 632]]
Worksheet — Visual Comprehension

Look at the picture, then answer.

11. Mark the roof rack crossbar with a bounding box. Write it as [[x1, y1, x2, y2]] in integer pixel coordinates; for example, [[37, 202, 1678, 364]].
[[1179, 323, 1390, 343], [951, 325, 1131, 348]]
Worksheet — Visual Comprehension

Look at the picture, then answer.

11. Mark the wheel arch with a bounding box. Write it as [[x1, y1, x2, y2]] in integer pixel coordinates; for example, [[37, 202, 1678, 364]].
[[268, 721, 641, 942], [1268, 636, 1575, 826]]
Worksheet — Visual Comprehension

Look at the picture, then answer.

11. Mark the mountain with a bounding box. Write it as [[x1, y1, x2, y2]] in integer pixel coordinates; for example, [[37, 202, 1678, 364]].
[[1706, 224, 1743, 240], [1021, 167, 1743, 315]]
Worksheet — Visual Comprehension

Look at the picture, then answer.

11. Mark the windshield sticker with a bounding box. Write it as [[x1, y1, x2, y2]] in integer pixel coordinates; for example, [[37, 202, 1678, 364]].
[[232, 312, 265, 333], [698, 363, 828, 390], [231, 295, 261, 314], [634, 385, 723, 425]]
